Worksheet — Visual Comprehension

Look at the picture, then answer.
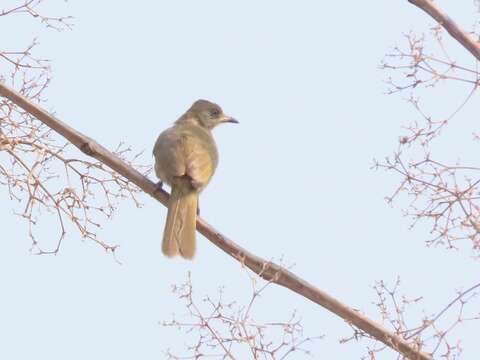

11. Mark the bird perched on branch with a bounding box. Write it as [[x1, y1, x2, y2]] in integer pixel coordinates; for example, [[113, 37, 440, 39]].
[[153, 99, 238, 259]]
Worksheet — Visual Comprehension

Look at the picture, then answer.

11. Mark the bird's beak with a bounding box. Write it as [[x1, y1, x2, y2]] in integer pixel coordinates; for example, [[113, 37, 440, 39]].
[[222, 115, 239, 124]]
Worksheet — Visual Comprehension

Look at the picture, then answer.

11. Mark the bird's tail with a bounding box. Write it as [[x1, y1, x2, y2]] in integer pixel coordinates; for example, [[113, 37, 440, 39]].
[[162, 178, 198, 260]]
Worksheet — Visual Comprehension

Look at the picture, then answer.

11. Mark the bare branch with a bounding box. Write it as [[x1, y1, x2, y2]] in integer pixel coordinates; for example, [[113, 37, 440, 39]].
[[162, 270, 322, 359], [342, 278, 480, 360], [0, 0, 73, 30], [0, 0, 122, 254], [374, 153, 480, 253], [408, 0, 480, 61], [378, 25, 480, 254], [0, 82, 433, 360]]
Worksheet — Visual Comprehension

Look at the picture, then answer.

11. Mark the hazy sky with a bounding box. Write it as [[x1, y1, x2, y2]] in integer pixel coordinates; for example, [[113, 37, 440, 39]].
[[0, 1, 478, 359]]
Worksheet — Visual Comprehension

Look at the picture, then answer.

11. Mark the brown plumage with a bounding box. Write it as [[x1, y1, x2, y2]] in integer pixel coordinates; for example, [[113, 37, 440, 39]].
[[153, 99, 238, 259]]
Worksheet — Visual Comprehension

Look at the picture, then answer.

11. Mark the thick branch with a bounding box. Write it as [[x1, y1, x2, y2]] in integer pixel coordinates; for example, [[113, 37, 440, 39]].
[[408, 0, 480, 61], [0, 81, 432, 360]]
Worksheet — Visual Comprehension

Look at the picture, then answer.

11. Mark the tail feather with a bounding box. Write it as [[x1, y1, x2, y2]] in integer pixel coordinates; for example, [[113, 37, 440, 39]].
[[162, 181, 198, 259]]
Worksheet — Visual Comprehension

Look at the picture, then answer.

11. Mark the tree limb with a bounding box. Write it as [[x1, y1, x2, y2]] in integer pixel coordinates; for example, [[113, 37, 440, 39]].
[[408, 0, 480, 61], [0, 81, 433, 360]]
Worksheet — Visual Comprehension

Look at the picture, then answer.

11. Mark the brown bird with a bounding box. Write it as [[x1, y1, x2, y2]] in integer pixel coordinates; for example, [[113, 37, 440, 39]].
[[153, 99, 238, 259]]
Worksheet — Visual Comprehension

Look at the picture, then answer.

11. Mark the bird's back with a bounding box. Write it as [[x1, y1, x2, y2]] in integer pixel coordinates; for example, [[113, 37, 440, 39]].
[[154, 122, 218, 189]]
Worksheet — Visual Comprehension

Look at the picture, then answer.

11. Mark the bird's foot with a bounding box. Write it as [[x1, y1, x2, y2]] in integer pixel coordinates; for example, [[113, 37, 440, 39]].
[[155, 181, 163, 191]]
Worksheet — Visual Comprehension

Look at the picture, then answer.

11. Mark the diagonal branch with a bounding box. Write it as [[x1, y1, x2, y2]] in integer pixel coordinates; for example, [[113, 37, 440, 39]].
[[408, 0, 480, 61], [0, 81, 432, 360]]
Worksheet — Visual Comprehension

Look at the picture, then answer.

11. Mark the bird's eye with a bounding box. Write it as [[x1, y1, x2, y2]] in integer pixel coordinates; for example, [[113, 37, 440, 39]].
[[210, 108, 220, 117]]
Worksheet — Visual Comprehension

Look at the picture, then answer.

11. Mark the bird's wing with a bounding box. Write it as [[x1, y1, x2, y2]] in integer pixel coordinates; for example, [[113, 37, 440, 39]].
[[182, 133, 217, 191], [153, 128, 187, 183]]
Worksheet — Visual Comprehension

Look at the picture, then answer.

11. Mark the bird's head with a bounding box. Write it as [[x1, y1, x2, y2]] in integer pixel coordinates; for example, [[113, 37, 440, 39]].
[[187, 99, 238, 129]]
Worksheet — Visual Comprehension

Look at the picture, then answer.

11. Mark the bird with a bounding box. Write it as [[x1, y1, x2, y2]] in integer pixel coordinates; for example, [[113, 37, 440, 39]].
[[153, 99, 238, 259]]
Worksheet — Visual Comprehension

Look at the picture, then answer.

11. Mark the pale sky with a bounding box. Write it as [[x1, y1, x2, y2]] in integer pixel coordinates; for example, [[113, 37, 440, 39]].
[[0, 1, 478, 359]]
